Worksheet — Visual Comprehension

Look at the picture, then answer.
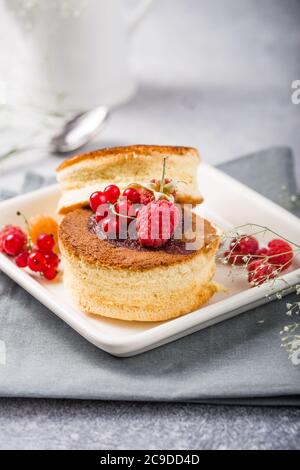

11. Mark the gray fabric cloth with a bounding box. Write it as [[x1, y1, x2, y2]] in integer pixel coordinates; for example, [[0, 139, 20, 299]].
[[0, 146, 299, 404]]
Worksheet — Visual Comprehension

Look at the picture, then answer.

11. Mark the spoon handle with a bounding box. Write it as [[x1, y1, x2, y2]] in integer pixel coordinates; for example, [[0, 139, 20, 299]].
[[50, 106, 110, 154]]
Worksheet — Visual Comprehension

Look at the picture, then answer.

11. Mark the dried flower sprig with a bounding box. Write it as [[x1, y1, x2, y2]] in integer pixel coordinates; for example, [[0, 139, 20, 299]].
[[279, 185, 300, 211], [219, 224, 300, 366], [218, 223, 300, 285], [222, 223, 300, 249], [280, 322, 300, 365], [290, 194, 300, 208], [280, 283, 300, 365], [286, 300, 300, 317]]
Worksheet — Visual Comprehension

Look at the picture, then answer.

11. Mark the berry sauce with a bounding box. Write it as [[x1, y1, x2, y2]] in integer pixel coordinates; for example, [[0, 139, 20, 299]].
[[88, 215, 195, 255]]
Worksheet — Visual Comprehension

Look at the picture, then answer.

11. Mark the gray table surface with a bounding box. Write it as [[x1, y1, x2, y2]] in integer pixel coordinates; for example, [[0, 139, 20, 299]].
[[0, 0, 300, 450]]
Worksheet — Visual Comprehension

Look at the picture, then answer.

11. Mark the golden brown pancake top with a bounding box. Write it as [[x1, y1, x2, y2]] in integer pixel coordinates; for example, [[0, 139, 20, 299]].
[[59, 209, 219, 271], [56, 145, 199, 172]]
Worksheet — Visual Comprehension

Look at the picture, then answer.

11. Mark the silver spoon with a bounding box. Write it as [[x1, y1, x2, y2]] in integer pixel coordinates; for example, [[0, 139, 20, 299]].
[[0, 106, 110, 163], [50, 106, 110, 154]]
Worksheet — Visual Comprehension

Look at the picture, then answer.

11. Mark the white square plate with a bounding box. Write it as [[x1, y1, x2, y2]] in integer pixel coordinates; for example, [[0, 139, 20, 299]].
[[0, 164, 299, 357]]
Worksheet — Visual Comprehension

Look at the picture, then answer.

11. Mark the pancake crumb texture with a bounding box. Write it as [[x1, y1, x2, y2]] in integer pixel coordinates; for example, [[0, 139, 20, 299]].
[[59, 209, 220, 322], [56, 145, 203, 214]]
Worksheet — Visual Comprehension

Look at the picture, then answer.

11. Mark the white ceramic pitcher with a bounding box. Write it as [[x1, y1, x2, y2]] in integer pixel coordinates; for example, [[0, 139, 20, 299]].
[[5, 0, 153, 111]]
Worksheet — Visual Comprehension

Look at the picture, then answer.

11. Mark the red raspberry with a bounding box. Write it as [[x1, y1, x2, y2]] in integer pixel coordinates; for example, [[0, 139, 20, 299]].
[[138, 188, 155, 205], [247, 260, 279, 286], [226, 235, 259, 265], [0, 226, 26, 253], [254, 248, 269, 258], [136, 200, 180, 248], [267, 239, 293, 270]]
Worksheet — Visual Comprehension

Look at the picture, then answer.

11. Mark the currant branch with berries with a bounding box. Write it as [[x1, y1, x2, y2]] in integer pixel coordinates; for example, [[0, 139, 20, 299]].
[[220, 224, 299, 287], [280, 320, 300, 366], [220, 224, 300, 365], [89, 157, 180, 247], [0, 213, 60, 280]]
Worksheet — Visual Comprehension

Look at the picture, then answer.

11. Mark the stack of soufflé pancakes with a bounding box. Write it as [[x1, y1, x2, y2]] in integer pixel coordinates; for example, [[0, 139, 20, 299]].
[[57, 145, 221, 322]]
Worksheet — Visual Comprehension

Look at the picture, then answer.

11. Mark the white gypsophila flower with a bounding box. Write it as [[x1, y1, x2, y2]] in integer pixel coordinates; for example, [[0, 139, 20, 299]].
[[280, 322, 300, 366], [291, 349, 300, 365]]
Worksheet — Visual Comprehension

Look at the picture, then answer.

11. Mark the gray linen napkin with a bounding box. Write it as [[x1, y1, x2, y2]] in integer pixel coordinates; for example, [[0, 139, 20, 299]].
[[0, 146, 299, 405]]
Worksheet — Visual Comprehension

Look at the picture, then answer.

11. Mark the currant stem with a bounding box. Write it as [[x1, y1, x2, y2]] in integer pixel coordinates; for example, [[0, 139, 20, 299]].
[[110, 204, 135, 220], [233, 223, 300, 249], [17, 211, 33, 249], [160, 157, 168, 193]]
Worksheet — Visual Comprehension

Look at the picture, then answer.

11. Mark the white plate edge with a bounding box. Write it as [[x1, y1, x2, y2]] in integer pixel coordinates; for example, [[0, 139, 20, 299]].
[[0, 166, 299, 355]]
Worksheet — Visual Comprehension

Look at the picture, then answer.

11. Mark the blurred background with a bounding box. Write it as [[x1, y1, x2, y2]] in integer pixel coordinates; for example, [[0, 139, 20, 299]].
[[0, 0, 299, 189], [0, 0, 300, 451]]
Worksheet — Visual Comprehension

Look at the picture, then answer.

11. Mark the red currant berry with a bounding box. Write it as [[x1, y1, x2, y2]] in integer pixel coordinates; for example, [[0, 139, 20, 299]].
[[3, 233, 26, 256], [44, 252, 60, 268], [102, 217, 120, 239], [131, 205, 141, 218], [90, 191, 107, 212], [129, 204, 143, 218], [226, 235, 259, 265], [104, 184, 120, 204], [15, 251, 29, 268], [95, 203, 110, 223], [247, 260, 279, 286], [37, 233, 55, 253], [115, 200, 132, 217], [247, 259, 263, 273], [122, 188, 141, 204], [43, 265, 57, 281], [27, 251, 46, 273], [0, 226, 26, 253], [267, 239, 293, 270], [255, 248, 269, 258]]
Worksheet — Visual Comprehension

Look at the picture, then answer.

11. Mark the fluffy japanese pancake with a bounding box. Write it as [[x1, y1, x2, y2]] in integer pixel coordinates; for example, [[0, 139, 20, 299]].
[[58, 209, 221, 322], [56, 145, 203, 215]]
